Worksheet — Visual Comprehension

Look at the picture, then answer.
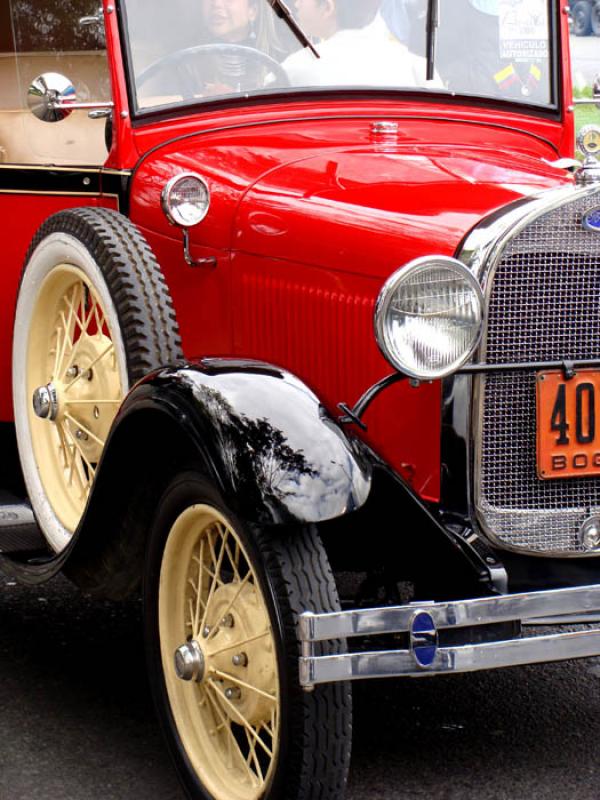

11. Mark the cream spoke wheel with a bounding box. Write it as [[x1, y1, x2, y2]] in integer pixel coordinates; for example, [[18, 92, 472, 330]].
[[159, 503, 280, 800], [12, 208, 182, 551], [146, 473, 352, 800], [25, 266, 123, 534]]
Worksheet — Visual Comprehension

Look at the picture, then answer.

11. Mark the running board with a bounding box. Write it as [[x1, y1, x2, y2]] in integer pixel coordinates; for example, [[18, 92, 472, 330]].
[[0, 493, 47, 557]]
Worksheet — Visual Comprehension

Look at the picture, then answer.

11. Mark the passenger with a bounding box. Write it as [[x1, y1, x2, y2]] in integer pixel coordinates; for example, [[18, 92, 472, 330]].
[[283, 0, 439, 88]]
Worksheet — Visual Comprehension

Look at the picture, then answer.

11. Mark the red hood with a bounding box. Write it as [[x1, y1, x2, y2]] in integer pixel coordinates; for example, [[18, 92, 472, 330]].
[[235, 143, 572, 276], [131, 113, 572, 275]]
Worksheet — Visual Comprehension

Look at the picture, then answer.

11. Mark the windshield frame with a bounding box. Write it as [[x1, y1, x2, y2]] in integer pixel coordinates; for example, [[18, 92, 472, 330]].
[[117, 0, 562, 125]]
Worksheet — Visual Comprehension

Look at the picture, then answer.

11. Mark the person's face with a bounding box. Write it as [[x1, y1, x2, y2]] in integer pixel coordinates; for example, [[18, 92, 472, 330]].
[[201, 0, 258, 42], [293, 0, 336, 39]]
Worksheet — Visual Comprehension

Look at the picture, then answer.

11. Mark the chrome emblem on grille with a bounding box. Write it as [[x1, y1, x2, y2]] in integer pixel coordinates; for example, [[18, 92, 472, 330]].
[[583, 208, 600, 232]]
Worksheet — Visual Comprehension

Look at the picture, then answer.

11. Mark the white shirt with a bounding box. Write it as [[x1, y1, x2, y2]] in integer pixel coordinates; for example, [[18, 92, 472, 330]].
[[283, 13, 440, 89]]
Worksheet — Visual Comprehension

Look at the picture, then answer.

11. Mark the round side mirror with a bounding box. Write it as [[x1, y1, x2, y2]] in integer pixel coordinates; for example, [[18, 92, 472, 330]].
[[28, 73, 77, 122]]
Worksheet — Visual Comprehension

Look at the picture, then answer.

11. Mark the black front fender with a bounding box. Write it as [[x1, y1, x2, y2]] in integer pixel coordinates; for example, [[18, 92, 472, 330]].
[[109, 359, 372, 526], [4, 359, 371, 595]]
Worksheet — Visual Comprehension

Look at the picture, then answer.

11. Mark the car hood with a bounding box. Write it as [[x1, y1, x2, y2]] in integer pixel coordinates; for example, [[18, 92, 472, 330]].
[[131, 114, 573, 276], [234, 143, 572, 276]]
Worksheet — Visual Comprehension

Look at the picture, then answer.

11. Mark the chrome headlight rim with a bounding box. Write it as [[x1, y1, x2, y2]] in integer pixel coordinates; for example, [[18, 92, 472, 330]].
[[161, 172, 210, 228], [374, 256, 484, 381]]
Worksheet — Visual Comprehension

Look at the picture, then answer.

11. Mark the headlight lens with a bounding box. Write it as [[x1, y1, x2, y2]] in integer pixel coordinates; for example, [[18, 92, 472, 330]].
[[375, 257, 484, 380], [161, 173, 210, 227]]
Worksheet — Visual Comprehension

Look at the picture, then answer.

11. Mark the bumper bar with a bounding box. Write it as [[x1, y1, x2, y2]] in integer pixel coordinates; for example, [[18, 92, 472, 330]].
[[299, 584, 600, 687]]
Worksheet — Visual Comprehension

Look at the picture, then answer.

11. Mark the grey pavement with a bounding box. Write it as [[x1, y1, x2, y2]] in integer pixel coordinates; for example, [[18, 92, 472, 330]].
[[1, 574, 600, 800]]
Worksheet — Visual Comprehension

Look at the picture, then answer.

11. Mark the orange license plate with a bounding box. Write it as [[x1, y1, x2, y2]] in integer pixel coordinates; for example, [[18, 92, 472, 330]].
[[537, 370, 600, 480]]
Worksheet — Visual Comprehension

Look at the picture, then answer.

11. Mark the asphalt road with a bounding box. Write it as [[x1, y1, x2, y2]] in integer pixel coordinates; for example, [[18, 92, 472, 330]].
[[1, 574, 600, 800]]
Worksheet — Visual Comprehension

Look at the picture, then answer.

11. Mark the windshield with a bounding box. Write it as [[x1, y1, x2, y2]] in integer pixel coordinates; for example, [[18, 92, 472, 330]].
[[121, 0, 554, 114]]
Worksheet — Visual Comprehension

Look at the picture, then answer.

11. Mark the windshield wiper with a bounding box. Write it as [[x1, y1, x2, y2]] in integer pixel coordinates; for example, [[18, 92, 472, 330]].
[[425, 0, 439, 80], [265, 0, 320, 58]]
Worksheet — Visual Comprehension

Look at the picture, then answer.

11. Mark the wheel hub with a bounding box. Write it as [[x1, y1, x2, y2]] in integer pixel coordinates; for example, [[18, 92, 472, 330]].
[[31, 329, 121, 465], [173, 581, 276, 726], [32, 382, 58, 421], [174, 640, 206, 682]]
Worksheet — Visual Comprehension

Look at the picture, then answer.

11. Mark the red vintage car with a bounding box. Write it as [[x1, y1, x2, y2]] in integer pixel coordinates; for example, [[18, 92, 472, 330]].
[[2, 1, 600, 798]]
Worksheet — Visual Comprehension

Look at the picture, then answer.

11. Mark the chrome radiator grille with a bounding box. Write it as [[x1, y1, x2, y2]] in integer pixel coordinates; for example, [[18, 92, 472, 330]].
[[476, 193, 600, 554]]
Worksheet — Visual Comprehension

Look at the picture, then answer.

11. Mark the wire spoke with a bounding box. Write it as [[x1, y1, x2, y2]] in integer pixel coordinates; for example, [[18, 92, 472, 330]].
[[56, 283, 81, 375], [209, 668, 277, 703], [223, 535, 242, 582], [52, 326, 63, 381], [63, 413, 105, 448], [62, 426, 90, 496], [64, 282, 85, 331], [207, 571, 253, 641], [63, 342, 114, 392], [92, 291, 107, 334], [64, 426, 96, 482], [203, 688, 256, 782], [209, 629, 271, 658], [55, 421, 72, 471], [245, 727, 264, 783], [207, 681, 274, 759], [200, 527, 228, 635], [65, 298, 97, 368], [193, 538, 206, 638]]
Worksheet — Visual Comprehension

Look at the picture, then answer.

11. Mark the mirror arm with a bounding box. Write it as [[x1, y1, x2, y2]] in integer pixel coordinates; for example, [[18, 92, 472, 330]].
[[50, 101, 114, 111]]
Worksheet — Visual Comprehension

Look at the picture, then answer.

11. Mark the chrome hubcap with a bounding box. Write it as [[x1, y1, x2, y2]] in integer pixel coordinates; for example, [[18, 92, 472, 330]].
[[32, 382, 58, 421], [174, 640, 206, 682]]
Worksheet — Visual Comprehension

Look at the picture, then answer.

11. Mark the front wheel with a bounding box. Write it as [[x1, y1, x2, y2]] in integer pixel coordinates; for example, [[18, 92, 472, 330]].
[[144, 472, 352, 800]]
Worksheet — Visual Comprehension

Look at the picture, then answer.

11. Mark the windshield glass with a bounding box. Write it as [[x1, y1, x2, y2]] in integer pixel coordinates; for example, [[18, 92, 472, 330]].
[[121, 0, 554, 113]]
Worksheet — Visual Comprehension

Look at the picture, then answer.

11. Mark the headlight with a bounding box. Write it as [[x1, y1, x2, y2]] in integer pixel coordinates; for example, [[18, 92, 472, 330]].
[[374, 257, 484, 380], [161, 173, 210, 227]]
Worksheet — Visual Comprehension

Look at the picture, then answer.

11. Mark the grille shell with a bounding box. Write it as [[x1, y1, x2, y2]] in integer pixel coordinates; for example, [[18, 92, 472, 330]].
[[475, 192, 600, 555]]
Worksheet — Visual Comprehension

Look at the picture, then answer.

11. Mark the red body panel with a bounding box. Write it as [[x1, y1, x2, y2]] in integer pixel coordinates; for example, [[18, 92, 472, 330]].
[[128, 118, 572, 500], [0, 0, 576, 503]]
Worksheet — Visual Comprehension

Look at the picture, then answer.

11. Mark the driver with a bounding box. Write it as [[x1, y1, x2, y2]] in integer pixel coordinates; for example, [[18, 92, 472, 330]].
[[200, 0, 286, 57], [196, 0, 287, 94], [283, 0, 439, 88]]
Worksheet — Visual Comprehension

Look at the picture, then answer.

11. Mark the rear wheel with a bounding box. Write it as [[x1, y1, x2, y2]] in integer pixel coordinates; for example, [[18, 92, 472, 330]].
[[144, 472, 352, 800], [573, 0, 592, 35], [12, 208, 181, 551]]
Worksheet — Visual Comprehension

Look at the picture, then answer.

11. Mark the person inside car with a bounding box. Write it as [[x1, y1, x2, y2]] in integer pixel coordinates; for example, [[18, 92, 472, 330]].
[[283, 0, 439, 88], [200, 0, 280, 53], [197, 0, 287, 93]]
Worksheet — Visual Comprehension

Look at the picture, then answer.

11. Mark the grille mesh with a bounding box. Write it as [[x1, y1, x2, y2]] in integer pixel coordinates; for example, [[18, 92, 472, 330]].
[[476, 194, 600, 554]]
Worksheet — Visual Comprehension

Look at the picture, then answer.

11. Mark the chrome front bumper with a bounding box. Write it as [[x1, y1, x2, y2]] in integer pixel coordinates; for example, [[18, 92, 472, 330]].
[[299, 585, 600, 688]]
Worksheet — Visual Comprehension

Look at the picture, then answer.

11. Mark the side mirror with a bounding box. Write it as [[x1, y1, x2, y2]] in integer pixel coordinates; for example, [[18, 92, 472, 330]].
[[594, 74, 600, 111], [28, 72, 77, 122], [27, 72, 114, 123]]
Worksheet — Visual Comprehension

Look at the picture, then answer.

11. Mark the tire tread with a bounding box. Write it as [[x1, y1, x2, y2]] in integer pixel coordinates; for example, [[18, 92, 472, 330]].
[[252, 525, 352, 800], [23, 207, 182, 381]]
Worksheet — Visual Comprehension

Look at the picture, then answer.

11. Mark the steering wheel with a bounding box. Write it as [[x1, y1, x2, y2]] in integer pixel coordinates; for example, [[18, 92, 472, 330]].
[[137, 43, 289, 98]]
